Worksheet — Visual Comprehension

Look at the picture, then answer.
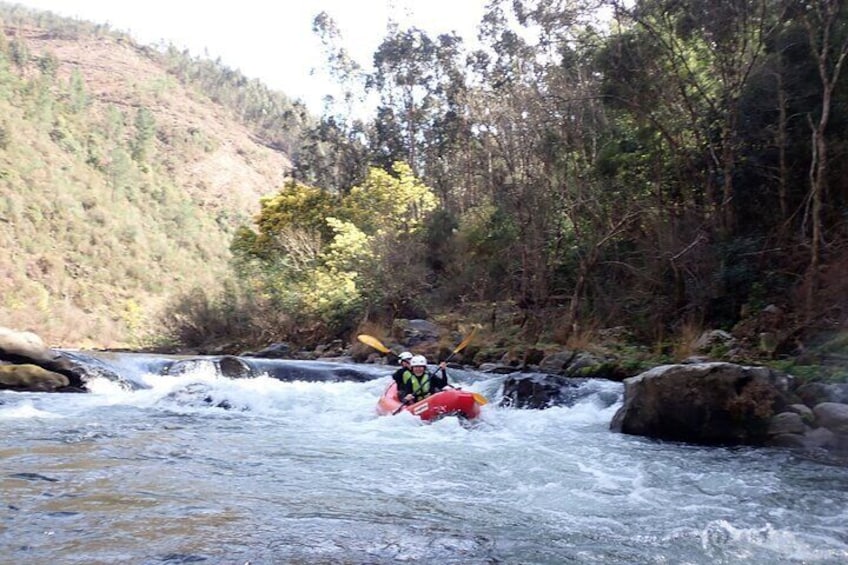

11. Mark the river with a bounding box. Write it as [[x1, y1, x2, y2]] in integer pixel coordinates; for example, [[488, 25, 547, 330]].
[[1, 354, 847, 564]]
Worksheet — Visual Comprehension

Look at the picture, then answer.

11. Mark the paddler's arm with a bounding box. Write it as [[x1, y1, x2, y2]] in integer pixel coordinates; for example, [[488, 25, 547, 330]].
[[434, 361, 449, 391]]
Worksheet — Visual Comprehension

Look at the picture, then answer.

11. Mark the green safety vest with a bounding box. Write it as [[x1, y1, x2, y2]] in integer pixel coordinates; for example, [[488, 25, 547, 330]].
[[402, 370, 431, 401]]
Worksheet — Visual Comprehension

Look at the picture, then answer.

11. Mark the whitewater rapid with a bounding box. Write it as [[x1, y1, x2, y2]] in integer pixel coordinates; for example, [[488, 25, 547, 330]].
[[2, 357, 847, 564]]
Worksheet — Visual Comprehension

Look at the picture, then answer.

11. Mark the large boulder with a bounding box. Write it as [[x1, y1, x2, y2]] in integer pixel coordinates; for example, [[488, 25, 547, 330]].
[[392, 319, 440, 347], [0, 327, 55, 362], [0, 326, 88, 389], [610, 362, 794, 445], [0, 364, 70, 391]]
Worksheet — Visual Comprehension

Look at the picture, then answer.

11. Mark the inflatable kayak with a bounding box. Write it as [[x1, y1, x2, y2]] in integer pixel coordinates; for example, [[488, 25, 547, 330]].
[[377, 382, 482, 421]]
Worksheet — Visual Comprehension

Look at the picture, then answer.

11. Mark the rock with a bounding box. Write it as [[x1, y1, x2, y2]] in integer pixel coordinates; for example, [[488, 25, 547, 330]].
[[813, 402, 848, 434], [563, 352, 632, 382], [538, 351, 575, 374], [768, 433, 808, 449], [0, 327, 88, 389], [243, 342, 291, 358], [500, 374, 591, 409], [0, 364, 70, 391], [479, 363, 518, 374], [217, 356, 254, 379], [498, 350, 522, 367], [164, 356, 255, 379], [392, 318, 440, 347], [610, 362, 794, 445], [796, 383, 848, 406], [315, 339, 344, 358], [804, 426, 837, 449], [759, 332, 779, 356], [523, 348, 545, 367], [786, 403, 815, 424], [693, 330, 735, 353], [768, 412, 806, 435], [0, 327, 58, 363]]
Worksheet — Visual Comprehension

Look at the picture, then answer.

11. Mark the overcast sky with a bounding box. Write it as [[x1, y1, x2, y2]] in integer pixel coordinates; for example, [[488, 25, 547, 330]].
[[12, 0, 488, 114]]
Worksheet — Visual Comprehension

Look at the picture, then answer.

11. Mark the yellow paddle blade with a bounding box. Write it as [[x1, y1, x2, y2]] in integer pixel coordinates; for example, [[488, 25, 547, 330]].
[[453, 326, 478, 354], [356, 334, 390, 353], [472, 392, 488, 405]]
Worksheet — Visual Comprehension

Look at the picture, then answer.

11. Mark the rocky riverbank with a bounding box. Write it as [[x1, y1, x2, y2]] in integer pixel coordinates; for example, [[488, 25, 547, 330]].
[[3, 324, 847, 464]]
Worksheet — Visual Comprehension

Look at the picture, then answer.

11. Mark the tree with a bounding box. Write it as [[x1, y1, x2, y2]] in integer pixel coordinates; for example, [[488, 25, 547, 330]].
[[369, 27, 466, 177], [797, 0, 848, 317]]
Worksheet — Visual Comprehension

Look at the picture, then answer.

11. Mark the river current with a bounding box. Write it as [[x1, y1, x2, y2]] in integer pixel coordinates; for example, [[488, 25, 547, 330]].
[[1, 354, 847, 564]]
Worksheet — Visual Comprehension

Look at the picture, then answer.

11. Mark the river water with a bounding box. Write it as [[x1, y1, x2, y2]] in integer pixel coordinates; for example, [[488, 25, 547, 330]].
[[1, 355, 847, 564]]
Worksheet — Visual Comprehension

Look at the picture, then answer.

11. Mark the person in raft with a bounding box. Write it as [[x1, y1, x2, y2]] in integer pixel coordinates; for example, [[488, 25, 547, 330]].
[[398, 354, 449, 404], [392, 351, 414, 390]]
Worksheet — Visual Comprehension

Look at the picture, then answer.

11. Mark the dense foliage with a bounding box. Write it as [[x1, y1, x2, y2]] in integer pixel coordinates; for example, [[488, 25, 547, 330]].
[[5, 1, 848, 356], [254, 0, 848, 351]]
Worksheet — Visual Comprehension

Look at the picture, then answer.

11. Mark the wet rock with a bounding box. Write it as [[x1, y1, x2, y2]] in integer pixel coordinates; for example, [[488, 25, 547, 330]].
[[0, 364, 70, 391], [164, 356, 255, 379], [243, 342, 292, 358], [217, 355, 254, 379], [500, 374, 592, 409]]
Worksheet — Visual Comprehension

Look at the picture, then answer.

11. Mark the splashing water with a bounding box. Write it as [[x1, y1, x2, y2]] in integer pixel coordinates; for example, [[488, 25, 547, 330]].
[[2, 355, 847, 564]]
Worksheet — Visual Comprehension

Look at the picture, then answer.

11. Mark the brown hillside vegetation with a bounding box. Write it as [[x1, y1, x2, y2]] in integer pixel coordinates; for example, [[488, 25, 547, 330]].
[[16, 26, 290, 212], [0, 16, 292, 348]]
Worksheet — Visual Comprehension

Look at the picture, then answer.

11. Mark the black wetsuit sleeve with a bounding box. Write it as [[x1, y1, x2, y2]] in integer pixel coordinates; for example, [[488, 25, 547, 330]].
[[431, 368, 448, 391]]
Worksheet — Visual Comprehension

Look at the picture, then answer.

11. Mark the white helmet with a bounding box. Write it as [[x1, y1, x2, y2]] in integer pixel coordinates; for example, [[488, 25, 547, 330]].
[[398, 351, 413, 364], [410, 355, 427, 367]]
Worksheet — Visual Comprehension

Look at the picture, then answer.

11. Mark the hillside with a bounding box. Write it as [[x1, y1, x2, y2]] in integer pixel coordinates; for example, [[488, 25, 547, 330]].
[[0, 7, 295, 348]]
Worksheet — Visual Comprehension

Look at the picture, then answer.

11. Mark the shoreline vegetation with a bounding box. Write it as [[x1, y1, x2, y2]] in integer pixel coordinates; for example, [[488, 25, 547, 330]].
[[0, 5, 846, 397]]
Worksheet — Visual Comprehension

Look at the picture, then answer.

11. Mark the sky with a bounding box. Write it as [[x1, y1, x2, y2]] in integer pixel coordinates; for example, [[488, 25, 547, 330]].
[[13, 0, 489, 115]]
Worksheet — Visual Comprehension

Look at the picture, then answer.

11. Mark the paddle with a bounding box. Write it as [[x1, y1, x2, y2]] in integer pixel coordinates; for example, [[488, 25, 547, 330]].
[[392, 398, 412, 415], [441, 327, 488, 405], [356, 334, 390, 354], [471, 391, 489, 405], [443, 326, 478, 363]]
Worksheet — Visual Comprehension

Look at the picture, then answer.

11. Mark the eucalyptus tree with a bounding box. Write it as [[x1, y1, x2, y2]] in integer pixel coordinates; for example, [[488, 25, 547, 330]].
[[458, 0, 638, 337], [368, 26, 467, 181], [299, 12, 371, 193]]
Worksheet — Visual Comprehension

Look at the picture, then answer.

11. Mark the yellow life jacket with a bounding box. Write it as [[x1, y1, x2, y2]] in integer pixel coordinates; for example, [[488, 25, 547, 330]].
[[402, 370, 431, 401]]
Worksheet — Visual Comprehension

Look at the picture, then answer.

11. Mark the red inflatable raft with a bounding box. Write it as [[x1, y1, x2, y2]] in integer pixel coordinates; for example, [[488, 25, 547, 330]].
[[377, 382, 482, 421]]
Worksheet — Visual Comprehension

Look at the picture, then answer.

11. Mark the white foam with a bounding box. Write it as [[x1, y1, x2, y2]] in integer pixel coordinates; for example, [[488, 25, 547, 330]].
[[0, 399, 60, 419]]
